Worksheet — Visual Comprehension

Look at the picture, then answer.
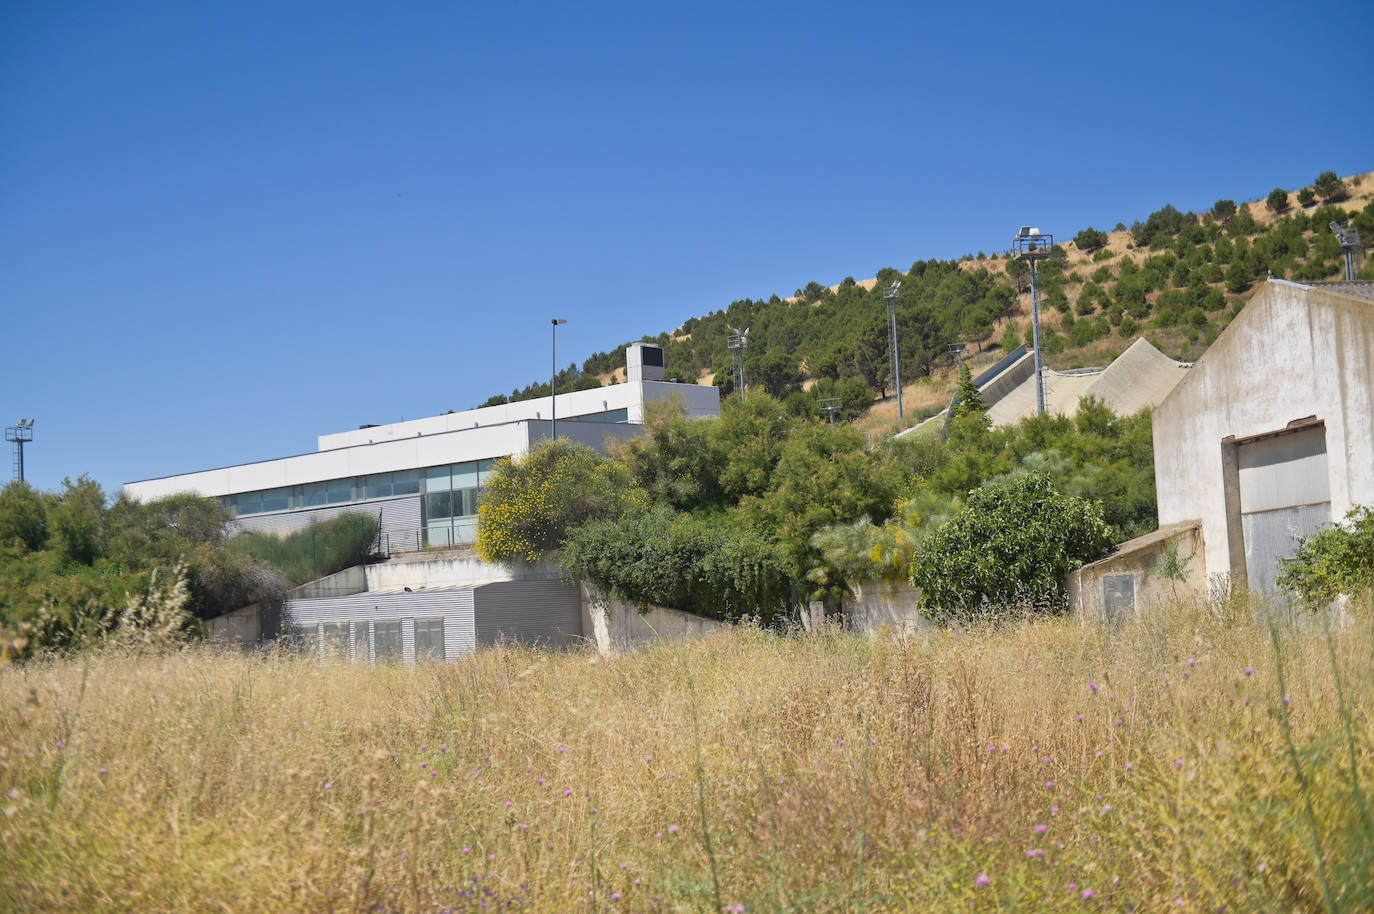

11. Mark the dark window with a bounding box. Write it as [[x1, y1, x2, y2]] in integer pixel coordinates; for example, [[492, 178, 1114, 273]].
[[641, 346, 664, 367], [415, 618, 445, 661]]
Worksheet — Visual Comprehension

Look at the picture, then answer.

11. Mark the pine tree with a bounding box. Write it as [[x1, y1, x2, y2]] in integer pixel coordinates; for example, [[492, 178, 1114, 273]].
[[950, 362, 987, 418]]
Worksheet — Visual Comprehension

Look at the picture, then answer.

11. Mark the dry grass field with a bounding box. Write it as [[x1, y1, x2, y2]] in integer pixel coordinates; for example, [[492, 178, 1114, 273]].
[[2, 597, 1371, 912]]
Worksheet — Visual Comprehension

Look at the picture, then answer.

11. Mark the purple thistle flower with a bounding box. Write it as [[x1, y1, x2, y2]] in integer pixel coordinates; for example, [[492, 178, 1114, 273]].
[[1026, 848, 1045, 858], [668, 824, 679, 834], [610, 892, 621, 901], [1034, 823, 1049, 834], [976, 873, 991, 887], [1082, 888, 1095, 899], [1089, 682, 1099, 693], [1243, 667, 1253, 677]]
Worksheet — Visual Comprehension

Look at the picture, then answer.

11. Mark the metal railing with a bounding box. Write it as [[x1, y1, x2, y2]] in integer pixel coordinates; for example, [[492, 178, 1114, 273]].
[[373, 523, 478, 558]]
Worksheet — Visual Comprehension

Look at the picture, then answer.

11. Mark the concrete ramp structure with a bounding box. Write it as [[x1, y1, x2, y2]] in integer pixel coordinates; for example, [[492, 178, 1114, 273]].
[[906, 338, 1192, 436]]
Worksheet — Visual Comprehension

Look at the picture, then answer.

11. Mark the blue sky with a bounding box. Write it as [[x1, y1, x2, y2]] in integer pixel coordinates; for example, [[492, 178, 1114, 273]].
[[2, 0, 1370, 496]]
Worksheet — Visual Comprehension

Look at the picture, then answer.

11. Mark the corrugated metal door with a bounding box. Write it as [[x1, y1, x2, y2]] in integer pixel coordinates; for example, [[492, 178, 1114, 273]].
[[1238, 425, 1331, 592]]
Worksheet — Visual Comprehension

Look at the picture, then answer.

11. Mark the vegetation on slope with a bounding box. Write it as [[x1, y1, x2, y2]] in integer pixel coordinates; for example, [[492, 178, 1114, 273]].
[[3, 596, 1369, 912], [479, 171, 1374, 418]]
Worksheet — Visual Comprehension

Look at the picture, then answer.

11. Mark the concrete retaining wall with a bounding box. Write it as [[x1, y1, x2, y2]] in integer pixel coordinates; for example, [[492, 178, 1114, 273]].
[[580, 586, 726, 654]]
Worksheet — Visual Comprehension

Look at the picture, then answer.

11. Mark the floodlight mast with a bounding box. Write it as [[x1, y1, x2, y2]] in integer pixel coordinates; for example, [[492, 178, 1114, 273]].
[[884, 281, 903, 418], [727, 327, 749, 399], [1012, 227, 1053, 416], [819, 397, 841, 425], [1331, 221, 1363, 281], [4, 418, 34, 483]]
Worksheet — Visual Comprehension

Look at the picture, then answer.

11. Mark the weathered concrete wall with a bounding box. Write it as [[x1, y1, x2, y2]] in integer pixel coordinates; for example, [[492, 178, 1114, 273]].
[[365, 550, 562, 591], [208, 602, 262, 646], [844, 580, 930, 633], [1153, 281, 1374, 588], [1069, 522, 1206, 621], [579, 586, 725, 655], [290, 565, 367, 599]]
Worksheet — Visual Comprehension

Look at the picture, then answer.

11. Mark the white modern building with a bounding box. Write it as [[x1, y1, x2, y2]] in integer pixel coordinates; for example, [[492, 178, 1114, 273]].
[[124, 343, 719, 553]]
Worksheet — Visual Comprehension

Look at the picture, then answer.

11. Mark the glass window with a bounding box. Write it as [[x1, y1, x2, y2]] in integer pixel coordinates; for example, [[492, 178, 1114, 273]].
[[374, 620, 402, 662], [220, 496, 237, 516], [414, 617, 445, 661], [393, 469, 421, 496], [426, 524, 455, 548], [236, 491, 263, 515], [453, 516, 478, 545], [260, 487, 291, 513], [478, 458, 501, 485], [352, 621, 370, 663], [425, 465, 451, 494], [326, 478, 355, 504], [303, 482, 328, 507], [365, 473, 392, 500], [464, 489, 479, 516], [321, 622, 350, 658], [452, 461, 478, 490], [425, 491, 452, 521]]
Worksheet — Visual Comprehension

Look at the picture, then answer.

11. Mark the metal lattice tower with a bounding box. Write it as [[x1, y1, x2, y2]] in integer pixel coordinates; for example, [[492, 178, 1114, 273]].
[[819, 397, 841, 425], [1331, 221, 1363, 281], [884, 281, 903, 418], [947, 342, 967, 370], [5, 419, 34, 483], [727, 327, 749, 399], [1012, 227, 1054, 415]]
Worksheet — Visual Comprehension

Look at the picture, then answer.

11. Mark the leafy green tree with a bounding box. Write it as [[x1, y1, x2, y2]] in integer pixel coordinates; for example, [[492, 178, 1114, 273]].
[[1315, 170, 1347, 202], [1266, 187, 1290, 213], [610, 398, 723, 511], [476, 440, 646, 562], [49, 476, 107, 566], [0, 482, 48, 552], [950, 362, 987, 418], [1073, 227, 1109, 252], [909, 473, 1113, 622], [1297, 187, 1316, 207], [1212, 199, 1237, 222]]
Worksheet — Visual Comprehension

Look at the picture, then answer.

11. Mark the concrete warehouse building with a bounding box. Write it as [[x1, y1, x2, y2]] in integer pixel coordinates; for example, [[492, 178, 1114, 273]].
[[1073, 279, 1374, 618]]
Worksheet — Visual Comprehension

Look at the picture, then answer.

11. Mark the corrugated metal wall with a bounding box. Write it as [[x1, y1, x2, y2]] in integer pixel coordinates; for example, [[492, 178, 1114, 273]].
[[234, 495, 423, 543], [1238, 425, 1332, 592], [473, 579, 583, 648], [286, 588, 477, 661]]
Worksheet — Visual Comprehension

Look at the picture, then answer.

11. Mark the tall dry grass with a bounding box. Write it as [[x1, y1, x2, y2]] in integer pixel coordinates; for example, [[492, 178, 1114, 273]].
[[1, 596, 1370, 912]]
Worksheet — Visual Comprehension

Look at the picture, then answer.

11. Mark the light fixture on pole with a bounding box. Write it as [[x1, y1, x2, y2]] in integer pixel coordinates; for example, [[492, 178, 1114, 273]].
[[551, 319, 567, 440], [819, 397, 841, 425], [1012, 227, 1053, 415], [1331, 221, 1362, 281], [884, 280, 903, 418], [727, 327, 749, 399], [4, 418, 34, 483]]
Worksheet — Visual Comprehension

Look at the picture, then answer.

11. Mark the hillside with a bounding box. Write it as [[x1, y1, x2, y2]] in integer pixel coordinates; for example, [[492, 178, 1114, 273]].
[[482, 170, 1374, 427]]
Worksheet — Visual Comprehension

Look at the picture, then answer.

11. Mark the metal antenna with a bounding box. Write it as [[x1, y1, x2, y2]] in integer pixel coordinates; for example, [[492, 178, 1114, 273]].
[[5, 418, 35, 483], [819, 397, 841, 425], [1012, 227, 1053, 415], [727, 327, 749, 399], [884, 280, 903, 418], [947, 342, 967, 369], [1331, 221, 1363, 281]]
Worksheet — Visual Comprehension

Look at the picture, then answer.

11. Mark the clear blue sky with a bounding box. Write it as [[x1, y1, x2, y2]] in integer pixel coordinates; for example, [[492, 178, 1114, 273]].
[[2, 0, 1370, 496]]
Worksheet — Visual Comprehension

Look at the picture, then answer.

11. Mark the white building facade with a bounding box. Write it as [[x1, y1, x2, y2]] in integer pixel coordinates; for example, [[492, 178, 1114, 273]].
[[124, 343, 720, 552]]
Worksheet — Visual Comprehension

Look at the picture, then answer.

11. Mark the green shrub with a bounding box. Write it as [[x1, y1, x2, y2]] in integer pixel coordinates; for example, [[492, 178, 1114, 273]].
[[1276, 505, 1374, 605], [909, 473, 1113, 622]]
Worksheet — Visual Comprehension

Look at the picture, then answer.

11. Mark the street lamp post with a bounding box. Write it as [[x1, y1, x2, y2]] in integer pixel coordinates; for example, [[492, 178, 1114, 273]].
[[551, 318, 567, 440], [884, 280, 903, 418], [1012, 227, 1053, 416]]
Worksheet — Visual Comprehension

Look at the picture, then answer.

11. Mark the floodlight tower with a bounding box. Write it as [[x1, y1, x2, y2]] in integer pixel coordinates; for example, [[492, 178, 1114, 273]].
[[884, 280, 904, 418], [727, 327, 749, 399], [947, 342, 968, 370], [1013, 227, 1053, 415], [5, 418, 34, 483], [1331, 221, 1363, 281], [819, 397, 841, 425]]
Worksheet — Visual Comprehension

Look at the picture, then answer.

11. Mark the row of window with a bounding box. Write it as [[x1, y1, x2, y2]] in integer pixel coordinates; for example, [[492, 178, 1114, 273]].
[[290, 617, 447, 663], [223, 459, 502, 517]]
